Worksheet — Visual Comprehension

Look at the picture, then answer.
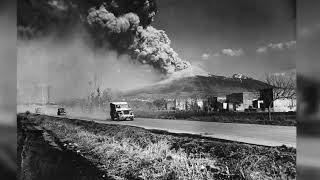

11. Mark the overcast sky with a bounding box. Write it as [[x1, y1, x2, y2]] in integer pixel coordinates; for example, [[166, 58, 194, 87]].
[[153, 0, 296, 80]]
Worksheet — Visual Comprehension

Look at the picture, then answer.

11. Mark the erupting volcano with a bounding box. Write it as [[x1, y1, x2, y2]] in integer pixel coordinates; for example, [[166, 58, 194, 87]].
[[86, 1, 191, 74], [19, 0, 193, 75]]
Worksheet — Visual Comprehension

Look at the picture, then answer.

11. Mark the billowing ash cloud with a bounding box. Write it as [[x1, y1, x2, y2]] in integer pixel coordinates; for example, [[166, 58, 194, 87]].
[[87, 6, 140, 34], [18, 0, 192, 74], [130, 26, 191, 73], [86, 3, 191, 74]]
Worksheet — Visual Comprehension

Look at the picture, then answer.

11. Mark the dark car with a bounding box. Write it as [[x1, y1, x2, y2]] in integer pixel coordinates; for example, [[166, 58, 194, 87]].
[[35, 107, 42, 115], [57, 108, 66, 115]]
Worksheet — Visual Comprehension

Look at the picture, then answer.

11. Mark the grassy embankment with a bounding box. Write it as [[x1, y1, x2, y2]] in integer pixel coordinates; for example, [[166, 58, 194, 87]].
[[134, 111, 296, 126], [19, 113, 296, 180]]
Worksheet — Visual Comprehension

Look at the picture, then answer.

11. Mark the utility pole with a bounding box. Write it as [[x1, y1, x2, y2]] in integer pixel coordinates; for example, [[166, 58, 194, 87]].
[[41, 85, 44, 105], [94, 72, 97, 90], [98, 96, 101, 111], [47, 85, 50, 104]]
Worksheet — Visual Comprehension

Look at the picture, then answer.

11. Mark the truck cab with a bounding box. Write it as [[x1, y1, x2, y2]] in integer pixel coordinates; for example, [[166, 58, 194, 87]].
[[110, 102, 134, 121]]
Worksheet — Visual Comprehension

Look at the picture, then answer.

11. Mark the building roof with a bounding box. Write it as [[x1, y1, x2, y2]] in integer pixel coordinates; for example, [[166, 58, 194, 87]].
[[110, 102, 128, 105]]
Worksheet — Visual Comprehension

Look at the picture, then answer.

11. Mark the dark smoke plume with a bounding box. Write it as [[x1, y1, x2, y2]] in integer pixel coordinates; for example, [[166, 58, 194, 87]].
[[86, 2, 191, 74], [130, 26, 191, 74], [18, 0, 192, 74]]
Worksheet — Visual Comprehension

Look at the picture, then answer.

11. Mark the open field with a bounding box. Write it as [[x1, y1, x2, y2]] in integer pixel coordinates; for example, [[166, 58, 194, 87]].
[[18, 113, 296, 180], [134, 111, 296, 126]]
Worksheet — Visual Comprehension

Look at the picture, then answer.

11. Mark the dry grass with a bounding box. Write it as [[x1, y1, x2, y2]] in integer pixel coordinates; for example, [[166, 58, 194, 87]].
[[20, 114, 296, 180], [38, 118, 219, 179]]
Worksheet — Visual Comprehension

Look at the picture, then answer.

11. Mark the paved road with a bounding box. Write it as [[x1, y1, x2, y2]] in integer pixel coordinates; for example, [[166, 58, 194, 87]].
[[64, 114, 296, 148], [18, 105, 296, 147]]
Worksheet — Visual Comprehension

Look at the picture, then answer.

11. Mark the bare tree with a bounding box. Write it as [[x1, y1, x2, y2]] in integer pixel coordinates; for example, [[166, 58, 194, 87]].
[[264, 73, 296, 122], [97, 87, 101, 111], [153, 98, 167, 110]]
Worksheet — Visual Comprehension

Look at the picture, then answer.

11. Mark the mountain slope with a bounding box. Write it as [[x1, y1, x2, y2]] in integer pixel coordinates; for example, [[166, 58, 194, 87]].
[[123, 75, 272, 99]]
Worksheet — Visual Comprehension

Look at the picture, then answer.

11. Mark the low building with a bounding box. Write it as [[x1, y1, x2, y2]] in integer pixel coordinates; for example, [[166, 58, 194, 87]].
[[173, 98, 187, 111], [226, 91, 260, 111], [203, 96, 227, 111], [253, 99, 264, 109], [222, 102, 228, 110], [195, 98, 204, 111], [185, 98, 193, 111], [172, 97, 205, 111], [218, 96, 228, 111], [203, 96, 216, 111], [166, 100, 175, 110], [259, 88, 296, 112], [273, 98, 296, 112]]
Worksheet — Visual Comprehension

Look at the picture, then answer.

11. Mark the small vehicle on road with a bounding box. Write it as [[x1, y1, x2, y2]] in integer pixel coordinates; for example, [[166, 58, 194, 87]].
[[110, 102, 134, 121], [57, 108, 67, 116], [35, 107, 42, 115]]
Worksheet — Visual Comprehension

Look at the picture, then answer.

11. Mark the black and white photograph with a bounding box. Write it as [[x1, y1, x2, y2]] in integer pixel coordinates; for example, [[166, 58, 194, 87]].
[[15, 0, 299, 179], [0, 0, 317, 179]]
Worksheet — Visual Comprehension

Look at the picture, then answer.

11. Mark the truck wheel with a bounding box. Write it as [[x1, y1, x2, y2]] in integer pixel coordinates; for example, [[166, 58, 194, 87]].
[[130, 117, 134, 121]]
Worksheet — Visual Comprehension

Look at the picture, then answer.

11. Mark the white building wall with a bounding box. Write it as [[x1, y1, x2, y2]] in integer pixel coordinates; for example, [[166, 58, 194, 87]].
[[223, 103, 228, 110], [235, 103, 245, 111], [273, 98, 297, 112], [258, 100, 263, 109], [166, 101, 175, 110], [228, 103, 234, 111], [174, 99, 186, 111], [196, 99, 204, 110]]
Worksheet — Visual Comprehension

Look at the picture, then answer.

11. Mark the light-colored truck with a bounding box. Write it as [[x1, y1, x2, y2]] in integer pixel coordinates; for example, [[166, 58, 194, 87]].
[[110, 102, 134, 121]]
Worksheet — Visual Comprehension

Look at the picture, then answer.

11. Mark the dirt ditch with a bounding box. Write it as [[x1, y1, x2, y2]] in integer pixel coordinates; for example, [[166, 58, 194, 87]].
[[17, 115, 113, 180]]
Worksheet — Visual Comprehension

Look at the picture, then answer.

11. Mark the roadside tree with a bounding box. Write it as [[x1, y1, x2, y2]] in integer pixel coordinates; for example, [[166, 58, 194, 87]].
[[264, 73, 296, 121]]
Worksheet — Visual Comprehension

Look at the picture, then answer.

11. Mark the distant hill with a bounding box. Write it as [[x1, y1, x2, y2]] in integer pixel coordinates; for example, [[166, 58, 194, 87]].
[[123, 74, 272, 99]]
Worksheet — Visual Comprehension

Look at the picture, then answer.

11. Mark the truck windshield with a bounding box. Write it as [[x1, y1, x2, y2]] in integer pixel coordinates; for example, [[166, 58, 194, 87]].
[[116, 104, 129, 109]]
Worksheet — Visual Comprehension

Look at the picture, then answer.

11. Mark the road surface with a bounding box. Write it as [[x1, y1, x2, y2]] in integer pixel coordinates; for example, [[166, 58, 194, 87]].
[[18, 105, 296, 147], [64, 114, 296, 148]]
